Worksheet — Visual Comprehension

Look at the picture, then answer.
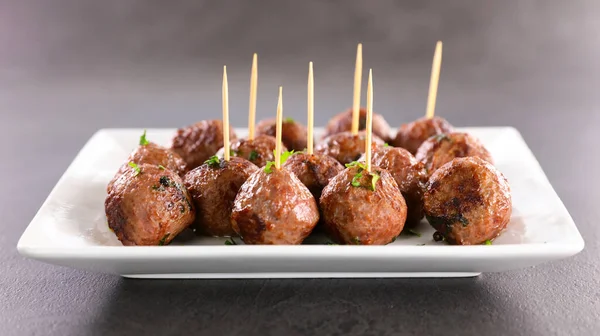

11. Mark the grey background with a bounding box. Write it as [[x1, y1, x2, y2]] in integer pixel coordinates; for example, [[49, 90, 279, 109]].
[[1, 0, 599, 335]]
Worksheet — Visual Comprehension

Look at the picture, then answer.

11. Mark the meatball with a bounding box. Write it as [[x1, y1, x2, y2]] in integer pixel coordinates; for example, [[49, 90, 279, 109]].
[[256, 118, 308, 152], [423, 157, 512, 245], [361, 146, 428, 228], [283, 153, 344, 199], [231, 167, 319, 244], [391, 116, 454, 154], [315, 131, 385, 165], [107, 142, 187, 193], [170, 120, 237, 169], [415, 132, 493, 177], [216, 134, 288, 168], [105, 164, 195, 246], [323, 108, 392, 142], [320, 165, 407, 245], [184, 157, 258, 237]]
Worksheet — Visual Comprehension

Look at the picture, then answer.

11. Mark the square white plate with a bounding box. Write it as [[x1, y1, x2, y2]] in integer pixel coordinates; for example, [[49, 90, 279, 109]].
[[17, 127, 584, 278]]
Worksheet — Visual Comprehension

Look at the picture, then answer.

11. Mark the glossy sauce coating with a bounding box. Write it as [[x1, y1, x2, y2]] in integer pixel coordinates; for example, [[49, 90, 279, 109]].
[[315, 131, 384, 165], [423, 157, 512, 245], [256, 118, 308, 152], [363, 146, 428, 228], [391, 116, 454, 154], [184, 157, 258, 237], [415, 132, 493, 177], [319, 165, 407, 245], [216, 134, 287, 168], [105, 164, 196, 246], [107, 142, 188, 193], [171, 120, 237, 169], [231, 168, 319, 244], [283, 153, 344, 200], [323, 108, 392, 142]]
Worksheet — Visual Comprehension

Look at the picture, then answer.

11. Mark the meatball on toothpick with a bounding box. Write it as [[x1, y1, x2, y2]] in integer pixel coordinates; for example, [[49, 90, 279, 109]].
[[283, 62, 344, 200], [232, 87, 319, 245], [391, 41, 455, 154], [184, 66, 258, 237], [216, 54, 287, 167], [320, 70, 407, 245], [323, 43, 392, 142]]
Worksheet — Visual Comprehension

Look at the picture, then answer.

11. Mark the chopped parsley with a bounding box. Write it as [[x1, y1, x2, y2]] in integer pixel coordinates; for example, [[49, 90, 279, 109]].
[[224, 238, 237, 245], [264, 150, 295, 173], [204, 155, 220, 167], [139, 130, 149, 146], [345, 161, 379, 191], [383, 143, 390, 147], [159, 176, 176, 188], [128, 162, 141, 176], [158, 165, 166, 170], [284, 117, 294, 123], [352, 236, 361, 245], [406, 229, 422, 237], [158, 233, 170, 246], [230, 149, 236, 157], [248, 150, 259, 161], [484, 240, 492, 245]]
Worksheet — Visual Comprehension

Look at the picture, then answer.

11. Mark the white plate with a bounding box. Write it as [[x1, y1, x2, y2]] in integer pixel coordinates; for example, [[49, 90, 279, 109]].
[[17, 127, 584, 278]]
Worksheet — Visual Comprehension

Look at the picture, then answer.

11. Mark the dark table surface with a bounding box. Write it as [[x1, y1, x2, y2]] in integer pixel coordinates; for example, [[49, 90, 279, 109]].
[[1, 1, 599, 335]]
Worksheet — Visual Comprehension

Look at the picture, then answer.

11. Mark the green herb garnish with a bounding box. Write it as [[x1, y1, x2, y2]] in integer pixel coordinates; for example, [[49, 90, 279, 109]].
[[158, 165, 166, 170], [159, 176, 176, 188], [407, 229, 422, 237], [484, 240, 492, 245], [383, 143, 390, 147], [351, 171, 363, 187], [128, 162, 141, 176], [284, 117, 294, 123], [264, 150, 295, 173], [230, 149, 236, 157], [370, 172, 380, 191], [204, 155, 220, 167], [352, 237, 361, 245], [158, 233, 170, 246], [248, 150, 259, 161], [224, 238, 237, 245], [139, 129, 149, 146]]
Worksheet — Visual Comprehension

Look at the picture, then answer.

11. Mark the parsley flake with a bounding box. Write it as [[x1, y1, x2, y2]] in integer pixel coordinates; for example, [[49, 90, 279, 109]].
[[264, 150, 295, 173], [224, 238, 237, 245], [383, 143, 390, 147], [407, 229, 422, 237], [351, 171, 363, 187], [284, 117, 294, 123], [158, 233, 170, 246], [128, 162, 141, 176], [264, 161, 276, 173], [249, 150, 259, 161], [352, 237, 361, 245], [139, 130, 149, 146], [484, 240, 492, 245], [204, 155, 220, 167], [370, 172, 380, 191], [158, 165, 166, 170]]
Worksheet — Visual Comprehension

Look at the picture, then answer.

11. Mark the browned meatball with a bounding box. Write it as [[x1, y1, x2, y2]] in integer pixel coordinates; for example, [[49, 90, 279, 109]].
[[323, 108, 392, 142], [391, 116, 454, 154], [216, 134, 288, 168], [361, 146, 428, 228], [415, 132, 493, 177], [256, 118, 308, 152], [184, 157, 258, 237], [319, 165, 407, 245], [231, 167, 319, 244], [423, 157, 512, 245], [105, 164, 195, 246], [107, 142, 187, 193], [282, 153, 344, 199], [315, 131, 385, 165], [170, 120, 238, 169]]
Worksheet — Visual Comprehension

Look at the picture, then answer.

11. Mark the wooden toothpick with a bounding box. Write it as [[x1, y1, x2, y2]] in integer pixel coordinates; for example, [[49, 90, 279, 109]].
[[223, 65, 230, 161], [351, 43, 363, 135], [307, 62, 314, 155], [248, 53, 258, 139], [365, 69, 373, 173], [275, 86, 283, 169], [425, 41, 443, 119]]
